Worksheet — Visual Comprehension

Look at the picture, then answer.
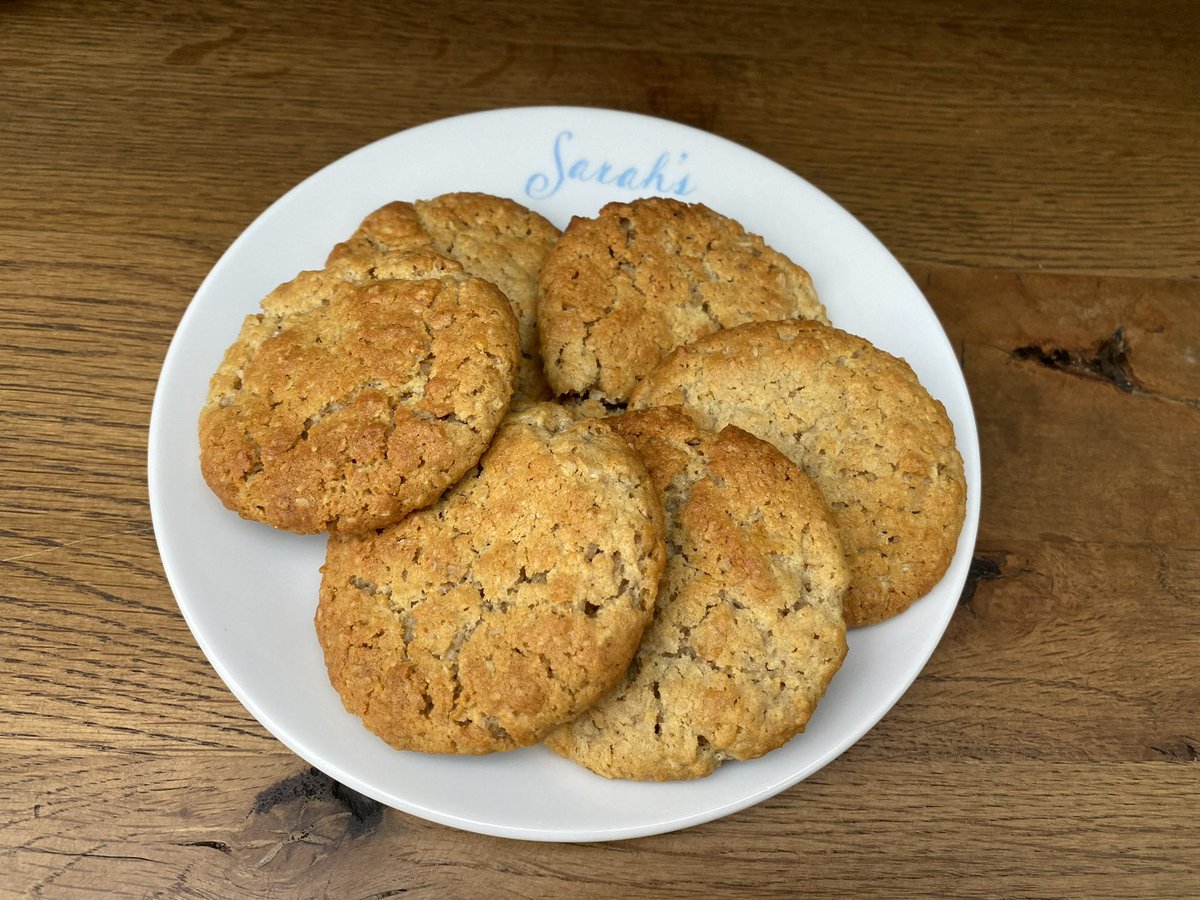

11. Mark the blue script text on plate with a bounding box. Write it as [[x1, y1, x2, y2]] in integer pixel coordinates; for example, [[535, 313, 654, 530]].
[[524, 130, 698, 200]]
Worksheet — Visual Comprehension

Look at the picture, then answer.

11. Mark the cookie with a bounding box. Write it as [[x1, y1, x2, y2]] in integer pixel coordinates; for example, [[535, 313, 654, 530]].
[[315, 403, 667, 755], [537, 197, 828, 405], [198, 250, 520, 534], [629, 319, 966, 626], [544, 406, 849, 780], [327, 193, 561, 402]]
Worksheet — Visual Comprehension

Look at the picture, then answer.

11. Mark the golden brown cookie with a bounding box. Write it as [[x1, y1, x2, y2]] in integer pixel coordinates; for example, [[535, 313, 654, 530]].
[[198, 250, 520, 534], [629, 319, 967, 626], [315, 403, 667, 755], [544, 407, 849, 780], [327, 193, 560, 402], [537, 197, 827, 405]]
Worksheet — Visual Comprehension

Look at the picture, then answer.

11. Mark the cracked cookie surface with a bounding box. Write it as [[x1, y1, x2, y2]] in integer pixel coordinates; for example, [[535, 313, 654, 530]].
[[545, 407, 849, 780], [198, 250, 520, 534], [315, 403, 667, 755], [629, 319, 967, 626], [327, 193, 561, 402], [537, 197, 827, 405]]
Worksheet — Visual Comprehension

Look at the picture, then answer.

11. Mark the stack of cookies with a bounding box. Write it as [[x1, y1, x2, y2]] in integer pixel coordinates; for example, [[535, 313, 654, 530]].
[[198, 192, 966, 781]]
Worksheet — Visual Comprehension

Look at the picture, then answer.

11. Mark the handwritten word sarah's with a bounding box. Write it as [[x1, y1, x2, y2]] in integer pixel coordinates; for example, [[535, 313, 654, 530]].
[[525, 130, 698, 200]]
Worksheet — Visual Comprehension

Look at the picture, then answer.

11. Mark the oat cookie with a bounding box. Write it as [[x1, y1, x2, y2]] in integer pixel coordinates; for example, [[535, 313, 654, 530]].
[[545, 407, 849, 780], [198, 250, 520, 534], [537, 197, 828, 405], [315, 403, 667, 755], [327, 193, 561, 401], [630, 319, 966, 626]]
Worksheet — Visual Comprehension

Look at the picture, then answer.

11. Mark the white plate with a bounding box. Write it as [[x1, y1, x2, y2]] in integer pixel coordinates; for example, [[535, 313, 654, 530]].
[[149, 106, 981, 842]]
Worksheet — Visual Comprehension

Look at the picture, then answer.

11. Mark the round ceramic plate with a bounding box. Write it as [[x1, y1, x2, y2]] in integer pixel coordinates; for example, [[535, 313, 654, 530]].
[[149, 106, 980, 842]]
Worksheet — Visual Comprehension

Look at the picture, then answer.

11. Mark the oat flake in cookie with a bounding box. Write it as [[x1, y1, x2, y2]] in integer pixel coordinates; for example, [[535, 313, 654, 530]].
[[327, 193, 561, 403], [545, 407, 849, 781], [198, 250, 520, 534], [629, 319, 967, 626], [315, 404, 667, 755], [537, 197, 828, 406]]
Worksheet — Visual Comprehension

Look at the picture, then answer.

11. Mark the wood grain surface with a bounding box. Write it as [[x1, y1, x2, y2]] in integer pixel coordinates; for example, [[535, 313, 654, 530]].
[[2, 1, 1197, 897]]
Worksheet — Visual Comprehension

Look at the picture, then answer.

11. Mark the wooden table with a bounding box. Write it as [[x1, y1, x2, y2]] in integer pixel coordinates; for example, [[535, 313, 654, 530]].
[[3, 1, 1197, 896]]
